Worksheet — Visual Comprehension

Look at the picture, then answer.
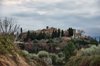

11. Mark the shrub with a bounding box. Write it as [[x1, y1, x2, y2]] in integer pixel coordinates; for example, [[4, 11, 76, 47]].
[[0, 35, 15, 54], [90, 55, 100, 66], [79, 56, 92, 66], [65, 56, 82, 66], [78, 45, 100, 56], [63, 42, 76, 61], [0, 41, 8, 54], [49, 53, 58, 64], [20, 50, 30, 57], [29, 53, 38, 59], [38, 51, 49, 58], [58, 52, 65, 58], [22, 50, 29, 55], [56, 57, 65, 64], [65, 56, 100, 66], [65, 45, 100, 66]]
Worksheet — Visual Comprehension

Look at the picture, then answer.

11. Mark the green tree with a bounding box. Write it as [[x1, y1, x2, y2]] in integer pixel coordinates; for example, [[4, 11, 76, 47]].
[[30, 32, 37, 40], [57, 29, 61, 37], [37, 32, 46, 40], [20, 28, 23, 34], [46, 26, 49, 29], [99, 37, 100, 43], [61, 30, 64, 37], [52, 30, 55, 38], [19, 28, 23, 39], [68, 28, 74, 37], [54, 31, 57, 38], [24, 30, 31, 41], [63, 42, 76, 61]]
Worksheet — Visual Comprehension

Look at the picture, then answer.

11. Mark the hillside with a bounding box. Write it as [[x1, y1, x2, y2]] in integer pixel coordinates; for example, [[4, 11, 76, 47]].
[[0, 25, 100, 66], [0, 54, 30, 66], [0, 35, 47, 66]]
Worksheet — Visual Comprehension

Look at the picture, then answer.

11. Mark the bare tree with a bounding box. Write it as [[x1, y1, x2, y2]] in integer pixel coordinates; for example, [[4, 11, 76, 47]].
[[0, 17, 20, 35]]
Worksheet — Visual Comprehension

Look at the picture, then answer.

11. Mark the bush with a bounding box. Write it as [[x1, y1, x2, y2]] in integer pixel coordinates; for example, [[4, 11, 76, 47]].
[[29, 53, 38, 59], [58, 52, 65, 58], [65, 55, 100, 66], [0, 41, 8, 54], [49, 53, 58, 64], [38, 51, 49, 58], [22, 50, 29, 55], [56, 57, 65, 64], [63, 42, 76, 61], [78, 45, 100, 56], [20, 50, 30, 57], [0, 35, 15, 54], [65, 45, 100, 66], [79, 56, 92, 66], [90, 55, 100, 66]]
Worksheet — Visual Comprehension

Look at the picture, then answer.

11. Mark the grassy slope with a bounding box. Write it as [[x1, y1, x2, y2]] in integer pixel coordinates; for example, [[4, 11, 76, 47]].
[[0, 35, 47, 66]]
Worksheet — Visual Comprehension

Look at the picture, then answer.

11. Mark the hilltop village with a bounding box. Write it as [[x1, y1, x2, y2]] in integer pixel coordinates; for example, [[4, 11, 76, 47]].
[[16, 26, 90, 52]]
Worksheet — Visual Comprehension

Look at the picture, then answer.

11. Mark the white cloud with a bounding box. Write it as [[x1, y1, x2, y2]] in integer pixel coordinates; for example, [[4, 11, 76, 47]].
[[23, 0, 100, 17], [0, 0, 100, 36], [1, 0, 100, 17], [32, 0, 63, 3], [1, 0, 63, 6], [1, 0, 30, 6]]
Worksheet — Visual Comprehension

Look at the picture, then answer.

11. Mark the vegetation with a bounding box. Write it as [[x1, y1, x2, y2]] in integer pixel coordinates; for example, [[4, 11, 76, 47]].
[[63, 42, 76, 61], [0, 18, 19, 34], [67, 28, 74, 37], [0, 18, 100, 66], [65, 45, 100, 66], [77, 45, 100, 56], [38, 51, 49, 58], [0, 35, 16, 54]]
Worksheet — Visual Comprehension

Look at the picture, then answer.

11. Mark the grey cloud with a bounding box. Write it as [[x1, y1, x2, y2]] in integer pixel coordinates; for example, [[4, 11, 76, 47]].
[[0, 0, 100, 36]]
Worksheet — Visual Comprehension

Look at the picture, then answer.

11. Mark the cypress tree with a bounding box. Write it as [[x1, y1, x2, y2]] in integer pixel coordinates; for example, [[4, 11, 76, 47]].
[[57, 29, 61, 37], [52, 30, 55, 38], [61, 30, 64, 37], [24, 30, 31, 41], [68, 28, 74, 37]]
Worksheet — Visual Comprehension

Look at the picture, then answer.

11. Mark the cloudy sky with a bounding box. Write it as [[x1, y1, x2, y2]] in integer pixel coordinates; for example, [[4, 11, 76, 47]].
[[0, 0, 100, 37]]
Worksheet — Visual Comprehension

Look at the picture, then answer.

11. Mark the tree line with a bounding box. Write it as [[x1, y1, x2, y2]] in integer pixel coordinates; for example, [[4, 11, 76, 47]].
[[21, 28, 74, 41]]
